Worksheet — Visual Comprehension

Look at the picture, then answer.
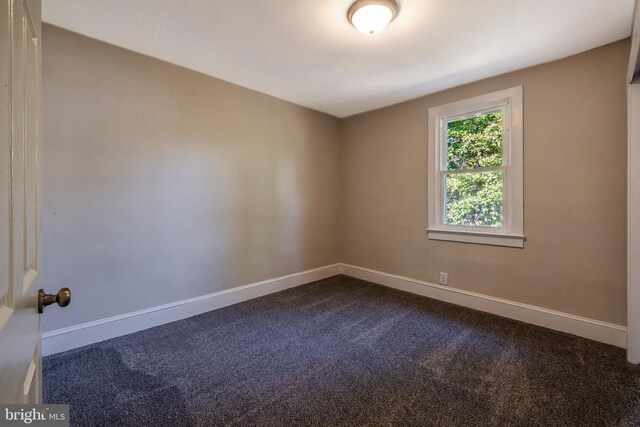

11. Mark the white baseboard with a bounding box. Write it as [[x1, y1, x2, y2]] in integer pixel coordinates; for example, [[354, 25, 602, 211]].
[[340, 264, 627, 348], [43, 262, 627, 356], [42, 264, 342, 356]]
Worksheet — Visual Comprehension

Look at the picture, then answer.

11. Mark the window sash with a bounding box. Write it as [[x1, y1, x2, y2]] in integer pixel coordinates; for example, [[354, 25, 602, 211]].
[[439, 167, 507, 230], [440, 104, 509, 172], [436, 104, 510, 233]]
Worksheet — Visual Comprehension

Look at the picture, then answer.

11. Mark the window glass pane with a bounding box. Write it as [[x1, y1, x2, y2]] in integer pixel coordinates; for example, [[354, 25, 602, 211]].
[[445, 170, 503, 227], [447, 111, 503, 170]]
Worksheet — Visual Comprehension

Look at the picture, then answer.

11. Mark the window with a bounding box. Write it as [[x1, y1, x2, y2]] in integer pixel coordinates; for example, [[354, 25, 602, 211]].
[[427, 86, 524, 247]]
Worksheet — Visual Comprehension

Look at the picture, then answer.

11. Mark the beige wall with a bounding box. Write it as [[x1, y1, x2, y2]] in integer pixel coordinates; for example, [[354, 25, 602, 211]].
[[42, 23, 630, 332], [341, 39, 629, 325], [41, 25, 341, 332]]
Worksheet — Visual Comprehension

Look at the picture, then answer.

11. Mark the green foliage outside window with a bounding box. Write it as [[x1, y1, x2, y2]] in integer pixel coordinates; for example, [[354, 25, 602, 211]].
[[445, 112, 504, 226]]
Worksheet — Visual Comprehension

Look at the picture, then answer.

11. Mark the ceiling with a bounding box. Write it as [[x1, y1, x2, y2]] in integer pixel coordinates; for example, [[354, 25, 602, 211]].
[[42, 0, 634, 118]]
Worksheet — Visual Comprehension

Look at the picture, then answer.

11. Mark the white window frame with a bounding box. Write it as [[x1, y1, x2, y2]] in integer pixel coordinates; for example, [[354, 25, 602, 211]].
[[427, 86, 524, 248]]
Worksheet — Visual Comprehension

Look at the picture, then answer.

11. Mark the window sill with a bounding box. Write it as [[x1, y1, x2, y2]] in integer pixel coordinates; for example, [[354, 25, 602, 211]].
[[426, 229, 525, 248]]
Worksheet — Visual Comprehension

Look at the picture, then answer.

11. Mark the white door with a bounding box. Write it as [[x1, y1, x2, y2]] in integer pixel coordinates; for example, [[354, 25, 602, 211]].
[[0, 0, 43, 404]]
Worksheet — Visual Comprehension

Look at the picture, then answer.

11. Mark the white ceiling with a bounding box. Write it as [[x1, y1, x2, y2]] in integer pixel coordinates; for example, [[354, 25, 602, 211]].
[[42, 0, 634, 118]]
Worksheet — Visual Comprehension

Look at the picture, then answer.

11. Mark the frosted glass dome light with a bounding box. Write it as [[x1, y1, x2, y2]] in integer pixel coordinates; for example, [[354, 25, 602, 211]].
[[348, 0, 400, 35]]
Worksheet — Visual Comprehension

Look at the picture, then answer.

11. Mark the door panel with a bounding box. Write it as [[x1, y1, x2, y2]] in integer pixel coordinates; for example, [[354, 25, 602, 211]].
[[0, 0, 42, 404], [23, 346, 39, 403], [24, 5, 38, 276], [0, 1, 9, 307]]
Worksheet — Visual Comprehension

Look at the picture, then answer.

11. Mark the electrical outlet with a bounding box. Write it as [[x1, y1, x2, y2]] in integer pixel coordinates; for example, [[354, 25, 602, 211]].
[[439, 272, 449, 286]]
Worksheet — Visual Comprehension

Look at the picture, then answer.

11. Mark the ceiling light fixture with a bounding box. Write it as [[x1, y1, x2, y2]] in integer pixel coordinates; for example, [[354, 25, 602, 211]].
[[348, 0, 400, 36]]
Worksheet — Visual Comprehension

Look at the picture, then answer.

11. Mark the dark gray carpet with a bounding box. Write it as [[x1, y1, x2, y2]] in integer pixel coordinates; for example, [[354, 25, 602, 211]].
[[44, 275, 640, 426]]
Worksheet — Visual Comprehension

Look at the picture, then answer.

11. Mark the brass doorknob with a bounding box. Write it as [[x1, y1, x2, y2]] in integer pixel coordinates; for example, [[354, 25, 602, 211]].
[[38, 288, 71, 313]]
